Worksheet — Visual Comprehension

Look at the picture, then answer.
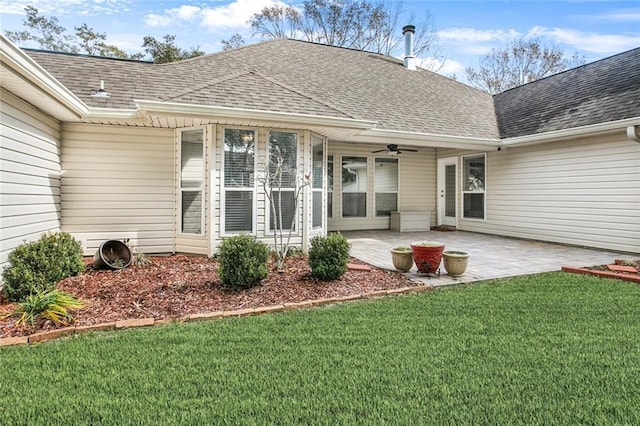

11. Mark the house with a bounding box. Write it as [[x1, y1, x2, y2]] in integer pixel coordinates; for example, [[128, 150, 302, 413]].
[[1, 29, 639, 272]]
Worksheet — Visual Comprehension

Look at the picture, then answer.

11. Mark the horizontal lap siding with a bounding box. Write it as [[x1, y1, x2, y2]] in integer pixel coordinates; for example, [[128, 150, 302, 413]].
[[328, 142, 435, 231], [61, 124, 175, 255], [458, 134, 640, 253], [0, 89, 62, 269]]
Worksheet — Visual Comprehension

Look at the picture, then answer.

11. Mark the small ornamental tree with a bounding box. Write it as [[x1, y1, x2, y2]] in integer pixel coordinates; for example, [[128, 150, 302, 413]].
[[258, 141, 310, 271]]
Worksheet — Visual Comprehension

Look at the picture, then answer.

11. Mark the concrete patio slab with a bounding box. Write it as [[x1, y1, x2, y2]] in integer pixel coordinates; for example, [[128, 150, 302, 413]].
[[344, 230, 631, 287]]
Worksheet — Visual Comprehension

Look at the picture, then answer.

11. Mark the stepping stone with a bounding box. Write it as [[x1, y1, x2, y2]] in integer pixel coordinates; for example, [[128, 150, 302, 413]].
[[347, 263, 371, 271]]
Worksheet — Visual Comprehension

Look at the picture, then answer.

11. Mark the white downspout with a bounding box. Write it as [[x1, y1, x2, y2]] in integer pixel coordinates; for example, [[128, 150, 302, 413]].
[[627, 125, 640, 142]]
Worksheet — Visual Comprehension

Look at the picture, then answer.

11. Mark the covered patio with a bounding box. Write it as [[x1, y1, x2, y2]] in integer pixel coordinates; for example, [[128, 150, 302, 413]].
[[344, 230, 627, 286]]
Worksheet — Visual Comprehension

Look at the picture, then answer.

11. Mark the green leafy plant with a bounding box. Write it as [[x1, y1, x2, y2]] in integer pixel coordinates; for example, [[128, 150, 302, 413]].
[[308, 233, 350, 281], [392, 246, 412, 252], [2, 232, 85, 302], [3, 289, 85, 327], [217, 234, 270, 290]]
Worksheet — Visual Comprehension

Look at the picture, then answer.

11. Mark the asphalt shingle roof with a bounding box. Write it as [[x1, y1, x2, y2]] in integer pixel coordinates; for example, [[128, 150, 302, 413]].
[[493, 47, 640, 138], [24, 40, 639, 140], [25, 39, 498, 139]]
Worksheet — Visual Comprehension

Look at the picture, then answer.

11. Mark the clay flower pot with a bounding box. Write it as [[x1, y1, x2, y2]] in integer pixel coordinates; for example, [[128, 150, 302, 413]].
[[410, 241, 445, 274], [391, 247, 413, 272], [443, 251, 470, 276]]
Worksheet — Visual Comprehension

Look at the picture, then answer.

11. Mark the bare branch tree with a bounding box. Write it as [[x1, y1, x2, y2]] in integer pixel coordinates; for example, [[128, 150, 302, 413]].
[[466, 37, 586, 94], [257, 145, 310, 271], [221, 33, 246, 51], [248, 0, 444, 70]]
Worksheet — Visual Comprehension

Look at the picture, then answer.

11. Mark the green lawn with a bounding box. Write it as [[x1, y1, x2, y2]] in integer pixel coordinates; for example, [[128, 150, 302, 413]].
[[1, 272, 639, 424]]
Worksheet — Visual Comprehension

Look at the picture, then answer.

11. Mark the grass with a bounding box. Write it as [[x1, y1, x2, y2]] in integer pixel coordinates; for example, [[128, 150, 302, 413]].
[[1, 272, 639, 424]]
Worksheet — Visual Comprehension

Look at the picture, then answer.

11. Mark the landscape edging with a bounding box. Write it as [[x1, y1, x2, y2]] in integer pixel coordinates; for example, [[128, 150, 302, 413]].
[[0, 284, 434, 347]]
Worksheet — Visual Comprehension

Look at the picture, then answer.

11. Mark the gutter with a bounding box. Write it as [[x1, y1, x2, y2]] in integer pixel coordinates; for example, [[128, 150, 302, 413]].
[[501, 117, 640, 147], [0, 35, 88, 118], [134, 99, 378, 131], [351, 128, 501, 150]]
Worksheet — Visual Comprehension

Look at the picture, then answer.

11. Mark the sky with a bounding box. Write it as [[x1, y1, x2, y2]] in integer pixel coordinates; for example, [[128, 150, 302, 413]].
[[1, 0, 639, 80]]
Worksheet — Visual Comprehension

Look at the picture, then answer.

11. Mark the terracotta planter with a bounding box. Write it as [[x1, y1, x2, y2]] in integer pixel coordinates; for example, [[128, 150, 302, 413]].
[[443, 251, 470, 276], [410, 241, 445, 274], [391, 247, 413, 272]]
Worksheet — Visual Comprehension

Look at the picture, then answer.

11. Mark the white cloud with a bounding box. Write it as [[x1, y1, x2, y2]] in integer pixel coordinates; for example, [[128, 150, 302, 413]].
[[437, 27, 520, 44], [419, 57, 464, 75], [528, 26, 640, 54], [144, 13, 174, 27], [200, 0, 283, 29], [575, 8, 640, 23], [0, 0, 132, 15]]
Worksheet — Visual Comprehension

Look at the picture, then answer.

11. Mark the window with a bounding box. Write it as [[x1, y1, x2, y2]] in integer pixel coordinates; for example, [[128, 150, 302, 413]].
[[374, 158, 398, 216], [312, 136, 324, 228], [342, 156, 367, 218], [268, 132, 298, 231], [179, 128, 205, 234], [223, 128, 255, 233], [462, 154, 486, 219]]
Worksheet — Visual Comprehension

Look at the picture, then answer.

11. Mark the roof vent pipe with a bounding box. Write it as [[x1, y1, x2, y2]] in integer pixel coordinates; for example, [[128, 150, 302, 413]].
[[402, 25, 416, 71]]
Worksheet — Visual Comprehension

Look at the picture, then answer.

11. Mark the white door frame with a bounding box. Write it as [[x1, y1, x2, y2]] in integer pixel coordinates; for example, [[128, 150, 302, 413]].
[[437, 157, 458, 227]]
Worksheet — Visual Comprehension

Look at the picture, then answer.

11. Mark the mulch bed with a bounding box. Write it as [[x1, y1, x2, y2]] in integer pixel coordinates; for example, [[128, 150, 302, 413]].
[[0, 255, 417, 338]]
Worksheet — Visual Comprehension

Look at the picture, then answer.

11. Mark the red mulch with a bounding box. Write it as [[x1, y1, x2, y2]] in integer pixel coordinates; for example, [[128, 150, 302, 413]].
[[0, 255, 415, 338]]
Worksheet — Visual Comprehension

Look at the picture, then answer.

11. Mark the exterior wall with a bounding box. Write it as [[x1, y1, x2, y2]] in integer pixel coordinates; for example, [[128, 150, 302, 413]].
[[61, 123, 175, 255], [328, 142, 436, 231], [442, 133, 640, 253], [0, 88, 62, 269]]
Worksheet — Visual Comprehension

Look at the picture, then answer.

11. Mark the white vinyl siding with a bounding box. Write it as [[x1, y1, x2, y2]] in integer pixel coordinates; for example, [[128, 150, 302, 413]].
[[328, 142, 436, 231], [0, 89, 62, 270], [61, 123, 175, 255], [451, 134, 640, 253]]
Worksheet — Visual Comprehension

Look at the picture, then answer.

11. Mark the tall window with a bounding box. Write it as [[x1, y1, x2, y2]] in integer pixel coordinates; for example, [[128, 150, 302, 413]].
[[374, 158, 398, 216], [463, 154, 486, 219], [311, 136, 324, 228], [269, 132, 298, 231], [342, 156, 367, 218], [224, 128, 255, 233], [179, 128, 205, 234]]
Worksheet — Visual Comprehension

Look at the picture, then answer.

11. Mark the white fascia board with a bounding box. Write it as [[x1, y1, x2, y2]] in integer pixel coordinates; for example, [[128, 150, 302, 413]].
[[501, 117, 640, 147], [0, 35, 88, 118], [351, 128, 501, 150], [85, 107, 140, 119], [133, 99, 377, 130]]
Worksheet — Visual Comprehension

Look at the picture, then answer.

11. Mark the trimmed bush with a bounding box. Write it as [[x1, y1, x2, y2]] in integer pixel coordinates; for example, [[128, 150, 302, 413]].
[[308, 233, 350, 281], [217, 234, 270, 290], [2, 232, 85, 302]]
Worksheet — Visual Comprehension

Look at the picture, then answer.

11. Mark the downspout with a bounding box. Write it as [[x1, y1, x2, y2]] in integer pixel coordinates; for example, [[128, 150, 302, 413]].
[[627, 125, 640, 142]]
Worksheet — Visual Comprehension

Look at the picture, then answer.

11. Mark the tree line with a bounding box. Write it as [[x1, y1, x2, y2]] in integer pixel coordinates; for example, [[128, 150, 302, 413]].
[[5, 3, 583, 93]]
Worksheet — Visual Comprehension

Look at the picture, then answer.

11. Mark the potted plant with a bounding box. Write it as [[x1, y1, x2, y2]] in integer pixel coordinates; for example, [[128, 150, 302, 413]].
[[411, 241, 445, 274], [390, 246, 413, 272], [93, 240, 132, 270], [443, 250, 470, 276]]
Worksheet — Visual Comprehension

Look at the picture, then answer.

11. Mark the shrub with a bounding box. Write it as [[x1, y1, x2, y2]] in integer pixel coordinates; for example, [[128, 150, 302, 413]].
[[217, 234, 269, 290], [2, 289, 85, 327], [308, 233, 350, 281], [2, 232, 85, 302]]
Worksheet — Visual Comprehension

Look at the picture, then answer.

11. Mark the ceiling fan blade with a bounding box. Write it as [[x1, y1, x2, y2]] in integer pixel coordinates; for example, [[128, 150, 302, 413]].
[[402, 148, 418, 152], [371, 149, 387, 153]]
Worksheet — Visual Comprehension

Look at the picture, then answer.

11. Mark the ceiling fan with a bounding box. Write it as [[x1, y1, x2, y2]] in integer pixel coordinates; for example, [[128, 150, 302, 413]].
[[371, 144, 418, 155]]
